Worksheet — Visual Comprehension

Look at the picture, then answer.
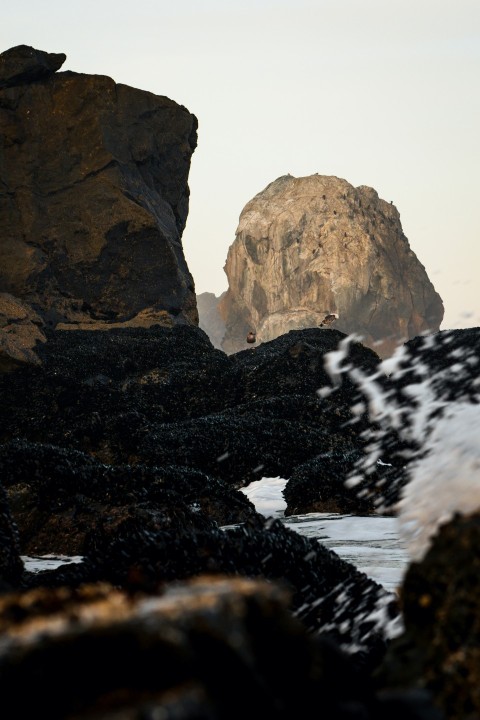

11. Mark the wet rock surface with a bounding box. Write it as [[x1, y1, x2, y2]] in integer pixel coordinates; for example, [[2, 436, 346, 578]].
[[0, 326, 382, 503], [0, 575, 437, 720]]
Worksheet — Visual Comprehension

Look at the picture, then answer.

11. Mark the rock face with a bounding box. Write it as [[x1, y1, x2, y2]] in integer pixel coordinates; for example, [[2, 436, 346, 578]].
[[196, 291, 226, 349], [0, 44, 198, 353], [218, 174, 444, 357]]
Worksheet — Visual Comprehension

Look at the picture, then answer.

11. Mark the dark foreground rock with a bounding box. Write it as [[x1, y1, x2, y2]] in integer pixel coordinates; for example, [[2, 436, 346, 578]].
[[10, 506, 400, 667], [0, 575, 440, 720]]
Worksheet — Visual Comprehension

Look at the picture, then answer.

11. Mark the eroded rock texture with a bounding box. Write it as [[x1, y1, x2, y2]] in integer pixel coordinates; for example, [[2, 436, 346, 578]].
[[0, 292, 46, 370], [218, 174, 444, 358], [0, 44, 198, 357]]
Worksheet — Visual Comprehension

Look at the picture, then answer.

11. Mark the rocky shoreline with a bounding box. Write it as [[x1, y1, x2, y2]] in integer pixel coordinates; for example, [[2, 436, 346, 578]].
[[0, 322, 479, 718], [1, 42, 479, 719]]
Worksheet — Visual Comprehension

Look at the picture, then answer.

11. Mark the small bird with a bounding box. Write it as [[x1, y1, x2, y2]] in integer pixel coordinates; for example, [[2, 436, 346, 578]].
[[319, 313, 338, 328], [246, 331, 256, 344]]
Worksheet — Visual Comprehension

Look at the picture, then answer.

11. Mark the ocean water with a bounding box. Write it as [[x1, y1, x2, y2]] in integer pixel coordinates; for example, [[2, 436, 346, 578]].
[[241, 477, 409, 594], [320, 331, 480, 565]]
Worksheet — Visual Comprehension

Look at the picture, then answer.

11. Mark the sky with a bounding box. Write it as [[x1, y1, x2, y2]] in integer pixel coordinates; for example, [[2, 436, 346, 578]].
[[2, 0, 479, 330]]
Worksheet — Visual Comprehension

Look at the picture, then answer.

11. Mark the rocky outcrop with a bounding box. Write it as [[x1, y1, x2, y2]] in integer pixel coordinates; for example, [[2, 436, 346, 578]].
[[218, 174, 444, 358], [0, 323, 402, 671], [0, 44, 66, 88], [0, 44, 198, 359], [0, 438, 260, 556], [0, 326, 381, 497]]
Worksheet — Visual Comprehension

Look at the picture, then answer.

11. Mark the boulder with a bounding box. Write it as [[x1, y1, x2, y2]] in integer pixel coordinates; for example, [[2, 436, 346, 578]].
[[0, 439, 260, 556], [218, 174, 444, 358], [0, 576, 321, 718], [283, 450, 380, 516]]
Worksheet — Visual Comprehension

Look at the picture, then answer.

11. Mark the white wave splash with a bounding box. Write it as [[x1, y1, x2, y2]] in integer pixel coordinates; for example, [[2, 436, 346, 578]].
[[321, 330, 480, 562]]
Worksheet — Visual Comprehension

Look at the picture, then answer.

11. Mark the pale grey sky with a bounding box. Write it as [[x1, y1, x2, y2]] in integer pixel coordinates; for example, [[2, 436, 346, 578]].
[[3, 0, 479, 330]]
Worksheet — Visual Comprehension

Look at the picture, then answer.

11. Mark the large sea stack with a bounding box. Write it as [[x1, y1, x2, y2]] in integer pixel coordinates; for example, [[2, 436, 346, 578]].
[[216, 174, 444, 357], [0, 45, 198, 368]]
